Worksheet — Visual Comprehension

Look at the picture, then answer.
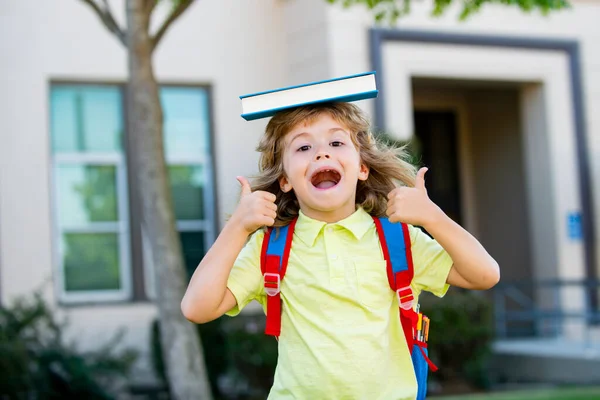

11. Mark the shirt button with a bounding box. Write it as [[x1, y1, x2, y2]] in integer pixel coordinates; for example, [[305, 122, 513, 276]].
[[330, 254, 338, 260], [327, 227, 334, 233]]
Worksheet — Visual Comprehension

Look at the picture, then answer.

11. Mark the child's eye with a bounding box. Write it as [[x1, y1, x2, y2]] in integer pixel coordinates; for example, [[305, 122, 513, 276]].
[[331, 141, 344, 147], [297, 145, 311, 152]]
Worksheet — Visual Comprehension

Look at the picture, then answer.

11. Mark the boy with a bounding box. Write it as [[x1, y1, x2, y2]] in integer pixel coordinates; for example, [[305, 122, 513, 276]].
[[181, 102, 499, 399]]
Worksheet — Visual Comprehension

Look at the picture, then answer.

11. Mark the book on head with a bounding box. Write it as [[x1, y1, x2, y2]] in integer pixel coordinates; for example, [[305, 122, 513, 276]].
[[239, 71, 378, 121]]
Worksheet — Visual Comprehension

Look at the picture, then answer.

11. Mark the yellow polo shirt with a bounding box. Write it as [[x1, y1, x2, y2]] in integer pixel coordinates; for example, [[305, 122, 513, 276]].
[[226, 207, 453, 400]]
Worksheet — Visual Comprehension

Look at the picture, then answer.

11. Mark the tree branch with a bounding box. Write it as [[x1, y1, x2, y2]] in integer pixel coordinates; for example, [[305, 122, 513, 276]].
[[100, 0, 117, 19], [151, 0, 195, 52], [146, 0, 158, 16], [80, 0, 126, 46]]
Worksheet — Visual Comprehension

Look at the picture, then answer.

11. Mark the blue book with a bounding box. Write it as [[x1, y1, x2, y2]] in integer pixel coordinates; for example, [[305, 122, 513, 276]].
[[239, 71, 378, 121]]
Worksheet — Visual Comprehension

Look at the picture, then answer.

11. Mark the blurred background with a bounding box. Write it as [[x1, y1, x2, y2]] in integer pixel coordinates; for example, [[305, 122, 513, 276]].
[[1, 0, 599, 399]]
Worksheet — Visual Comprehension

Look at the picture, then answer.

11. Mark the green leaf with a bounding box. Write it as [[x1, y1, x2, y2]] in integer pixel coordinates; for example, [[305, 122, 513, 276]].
[[326, 0, 572, 23]]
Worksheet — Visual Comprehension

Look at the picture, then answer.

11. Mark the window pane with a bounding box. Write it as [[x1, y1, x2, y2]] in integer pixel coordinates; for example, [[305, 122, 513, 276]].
[[55, 165, 118, 226], [161, 87, 210, 158], [180, 231, 205, 279], [51, 86, 123, 153], [62, 233, 121, 291], [169, 165, 204, 220]]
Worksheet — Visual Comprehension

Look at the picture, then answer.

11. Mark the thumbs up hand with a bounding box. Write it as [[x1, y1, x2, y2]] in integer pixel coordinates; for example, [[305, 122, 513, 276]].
[[233, 176, 278, 234], [386, 167, 441, 228]]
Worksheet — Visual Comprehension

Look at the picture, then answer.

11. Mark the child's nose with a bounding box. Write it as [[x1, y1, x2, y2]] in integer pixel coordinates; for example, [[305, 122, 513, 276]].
[[315, 152, 330, 161]]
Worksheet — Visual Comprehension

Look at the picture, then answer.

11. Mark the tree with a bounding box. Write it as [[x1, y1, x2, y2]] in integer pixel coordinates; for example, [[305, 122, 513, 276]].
[[78, 1, 212, 399], [326, 0, 570, 22]]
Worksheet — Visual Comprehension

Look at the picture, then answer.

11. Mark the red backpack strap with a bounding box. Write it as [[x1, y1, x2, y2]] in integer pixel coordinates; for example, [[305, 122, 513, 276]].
[[260, 218, 297, 337]]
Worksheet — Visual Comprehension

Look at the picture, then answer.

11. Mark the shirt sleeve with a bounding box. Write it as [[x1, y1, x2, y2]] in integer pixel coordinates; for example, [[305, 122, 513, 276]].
[[225, 229, 265, 317], [408, 224, 453, 298]]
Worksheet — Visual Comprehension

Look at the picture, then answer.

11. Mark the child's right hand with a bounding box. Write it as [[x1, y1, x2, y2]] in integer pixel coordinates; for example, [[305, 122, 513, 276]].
[[232, 176, 277, 234]]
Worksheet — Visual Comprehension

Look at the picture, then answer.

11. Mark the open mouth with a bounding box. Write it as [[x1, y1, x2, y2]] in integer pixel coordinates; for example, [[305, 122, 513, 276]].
[[310, 168, 342, 189]]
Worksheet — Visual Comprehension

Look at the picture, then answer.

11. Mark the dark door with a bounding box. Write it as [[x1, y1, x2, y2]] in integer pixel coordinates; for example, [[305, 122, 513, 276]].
[[413, 111, 462, 226]]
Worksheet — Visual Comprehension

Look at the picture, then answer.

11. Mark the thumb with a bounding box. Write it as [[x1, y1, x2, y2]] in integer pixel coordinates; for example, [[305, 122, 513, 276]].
[[237, 176, 252, 196], [415, 167, 428, 191]]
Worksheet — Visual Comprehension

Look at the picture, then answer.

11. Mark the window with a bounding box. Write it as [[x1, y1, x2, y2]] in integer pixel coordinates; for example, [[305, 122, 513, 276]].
[[144, 87, 216, 299], [50, 83, 215, 303], [50, 85, 131, 302]]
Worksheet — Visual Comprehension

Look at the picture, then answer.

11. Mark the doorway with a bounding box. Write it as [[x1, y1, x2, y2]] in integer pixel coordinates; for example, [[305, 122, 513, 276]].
[[412, 81, 536, 336], [413, 111, 462, 226]]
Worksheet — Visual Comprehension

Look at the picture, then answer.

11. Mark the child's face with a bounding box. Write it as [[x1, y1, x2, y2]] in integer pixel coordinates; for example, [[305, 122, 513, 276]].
[[279, 113, 369, 223]]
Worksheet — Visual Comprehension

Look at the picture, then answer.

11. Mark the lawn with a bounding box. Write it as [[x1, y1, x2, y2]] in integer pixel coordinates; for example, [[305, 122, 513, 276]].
[[433, 386, 600, 400]]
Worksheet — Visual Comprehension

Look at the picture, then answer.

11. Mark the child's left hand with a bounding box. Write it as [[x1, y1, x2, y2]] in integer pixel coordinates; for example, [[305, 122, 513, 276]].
[[386, 167, 442, 228]]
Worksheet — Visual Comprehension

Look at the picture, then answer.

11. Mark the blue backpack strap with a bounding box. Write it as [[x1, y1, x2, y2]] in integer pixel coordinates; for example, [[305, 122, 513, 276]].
[[372, 217, 417, 346], [260, 218, 297, 337], [374, 218, 413, 286], [372, 217, 414, 305]]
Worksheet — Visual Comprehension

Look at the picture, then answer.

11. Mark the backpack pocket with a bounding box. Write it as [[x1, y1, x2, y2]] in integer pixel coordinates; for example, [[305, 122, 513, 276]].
[[411, 341, 429, 400]]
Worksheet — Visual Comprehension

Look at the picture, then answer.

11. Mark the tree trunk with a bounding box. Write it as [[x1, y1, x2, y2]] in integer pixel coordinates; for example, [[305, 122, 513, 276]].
[[125, 1, 212, 399]]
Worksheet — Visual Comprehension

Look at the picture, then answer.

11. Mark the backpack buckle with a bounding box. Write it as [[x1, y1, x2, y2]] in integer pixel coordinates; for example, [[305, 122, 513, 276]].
[[396, 285, 414, 310], [263, 273, 281, 296]]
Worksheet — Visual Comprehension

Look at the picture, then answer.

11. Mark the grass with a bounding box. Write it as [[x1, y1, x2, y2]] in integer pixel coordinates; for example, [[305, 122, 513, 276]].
[[432, 386, 600, 400]]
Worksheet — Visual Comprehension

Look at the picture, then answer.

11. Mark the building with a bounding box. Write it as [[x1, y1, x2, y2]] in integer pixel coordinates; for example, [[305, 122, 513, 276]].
[[1, 0, 599, 385]]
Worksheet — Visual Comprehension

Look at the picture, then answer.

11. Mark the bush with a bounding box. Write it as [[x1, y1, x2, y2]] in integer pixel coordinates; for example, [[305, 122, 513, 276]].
[[152, 313, 277, 400], [217, 313, 278, 400], [0, 293, 138, 399], [420, 288, 495, 391]]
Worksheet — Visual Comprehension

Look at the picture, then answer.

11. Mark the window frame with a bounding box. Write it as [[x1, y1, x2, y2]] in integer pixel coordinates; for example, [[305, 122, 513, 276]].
[[49, 83, 132, 304], [49, 81, 217, 304]]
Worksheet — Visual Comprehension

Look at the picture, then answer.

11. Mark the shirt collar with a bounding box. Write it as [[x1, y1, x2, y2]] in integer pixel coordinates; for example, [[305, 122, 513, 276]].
[[294, 207, 374, 247]]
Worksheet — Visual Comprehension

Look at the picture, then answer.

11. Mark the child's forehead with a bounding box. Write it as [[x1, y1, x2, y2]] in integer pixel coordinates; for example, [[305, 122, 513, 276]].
[[284, 113, 351, 140]]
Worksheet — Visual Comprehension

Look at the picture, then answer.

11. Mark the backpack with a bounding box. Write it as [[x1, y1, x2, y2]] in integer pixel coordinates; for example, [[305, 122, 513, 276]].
[[260, 216, 438, 400]]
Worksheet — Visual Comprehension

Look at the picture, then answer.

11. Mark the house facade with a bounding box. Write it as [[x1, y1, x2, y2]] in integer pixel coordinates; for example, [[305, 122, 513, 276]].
[[1, 0, 599, 384]]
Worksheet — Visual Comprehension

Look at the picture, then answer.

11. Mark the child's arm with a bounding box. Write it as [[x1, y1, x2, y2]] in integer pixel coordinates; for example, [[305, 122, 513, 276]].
[[423, 212, 499, 289], [181, 177, 277, 323], [387, 168, 500, 290]]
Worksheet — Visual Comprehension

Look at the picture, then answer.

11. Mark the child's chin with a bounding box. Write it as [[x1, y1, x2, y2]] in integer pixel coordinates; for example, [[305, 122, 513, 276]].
[[308, 197, 349, 211], [309, 192, 344, 206]]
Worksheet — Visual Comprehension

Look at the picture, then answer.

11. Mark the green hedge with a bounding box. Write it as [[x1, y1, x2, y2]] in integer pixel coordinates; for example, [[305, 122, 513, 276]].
[[0, 293, 137, 399], [153, 313, 276, 400], [421, 288, 495, 391]]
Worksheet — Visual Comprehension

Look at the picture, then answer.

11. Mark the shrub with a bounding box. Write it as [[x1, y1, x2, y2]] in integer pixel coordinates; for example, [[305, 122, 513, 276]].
[[153, 313, 277, 400], [0, 293, 137, 399], [420, 288, 495, 390], [217, 313, 278, 400]]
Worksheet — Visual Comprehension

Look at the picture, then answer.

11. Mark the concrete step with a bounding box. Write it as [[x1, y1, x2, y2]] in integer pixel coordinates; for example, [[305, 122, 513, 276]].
[[490, 339, 600, 384]]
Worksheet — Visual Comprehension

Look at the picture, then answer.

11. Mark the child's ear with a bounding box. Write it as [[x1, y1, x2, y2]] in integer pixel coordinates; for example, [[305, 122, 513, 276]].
[[358, 163, 369, 181], [279, 175, 293, 192]]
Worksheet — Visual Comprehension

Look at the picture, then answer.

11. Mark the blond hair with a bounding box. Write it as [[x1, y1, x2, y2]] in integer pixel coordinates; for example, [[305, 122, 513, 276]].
[[251, 102, 417, 227]]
